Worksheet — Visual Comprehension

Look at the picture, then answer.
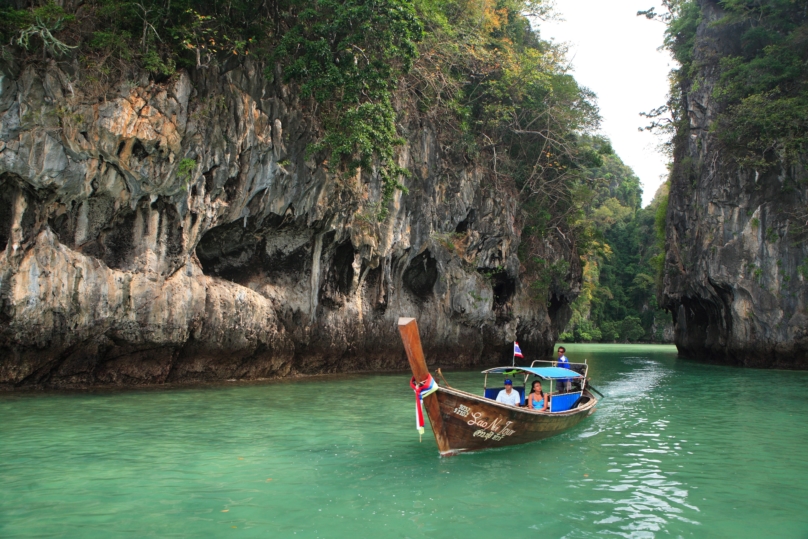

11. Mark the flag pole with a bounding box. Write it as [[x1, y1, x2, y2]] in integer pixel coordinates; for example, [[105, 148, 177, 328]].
[[512, 342, 515, 367]]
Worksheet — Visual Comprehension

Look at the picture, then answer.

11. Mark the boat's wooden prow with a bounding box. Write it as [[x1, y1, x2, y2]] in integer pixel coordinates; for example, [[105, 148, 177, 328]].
[[397, 318, 452, 454], [398, 318, 429, 383]]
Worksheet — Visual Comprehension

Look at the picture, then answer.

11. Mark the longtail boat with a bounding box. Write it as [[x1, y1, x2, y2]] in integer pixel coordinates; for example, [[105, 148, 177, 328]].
[[398, 317, 598, 456]]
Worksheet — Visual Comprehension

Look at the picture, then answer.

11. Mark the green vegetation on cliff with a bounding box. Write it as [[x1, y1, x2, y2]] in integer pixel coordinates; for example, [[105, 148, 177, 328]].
[[711, 1, 808, 167], [1, 0, 605, 301], [642, 0, 808, 168], [559, 137, 670, 343]]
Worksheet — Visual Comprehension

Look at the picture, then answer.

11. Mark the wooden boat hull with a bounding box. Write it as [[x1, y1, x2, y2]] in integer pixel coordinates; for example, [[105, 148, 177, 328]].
[[397, 317, 597, 456], [430, 386, 597, 455]]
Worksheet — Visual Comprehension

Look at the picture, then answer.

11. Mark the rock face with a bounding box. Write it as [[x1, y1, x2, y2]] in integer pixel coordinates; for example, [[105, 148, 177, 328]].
[[0, 58, 580, 389], [661, 0, 808, 368]]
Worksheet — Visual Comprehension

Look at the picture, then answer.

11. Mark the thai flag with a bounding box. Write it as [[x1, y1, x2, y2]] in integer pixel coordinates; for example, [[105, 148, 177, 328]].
[[513, 341, 524, 359]]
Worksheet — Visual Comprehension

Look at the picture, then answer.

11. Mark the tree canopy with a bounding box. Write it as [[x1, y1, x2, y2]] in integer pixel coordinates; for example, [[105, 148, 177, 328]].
[[560, 138, 671, 343]]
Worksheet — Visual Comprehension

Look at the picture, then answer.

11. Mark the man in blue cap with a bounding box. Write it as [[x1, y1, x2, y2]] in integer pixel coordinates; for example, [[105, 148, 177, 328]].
[[496, 379, 521, 406]]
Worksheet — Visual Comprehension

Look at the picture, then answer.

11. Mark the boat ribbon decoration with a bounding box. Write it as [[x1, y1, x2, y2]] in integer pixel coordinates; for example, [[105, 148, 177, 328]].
[[410, 374, 439, 436]]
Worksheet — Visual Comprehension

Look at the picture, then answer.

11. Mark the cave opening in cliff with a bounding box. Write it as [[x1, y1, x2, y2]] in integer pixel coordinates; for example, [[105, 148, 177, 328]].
[[98, 205, 139, 269], [485, 270, 515, 309], [403, 250, 438, 299], [131, 140, 149, 160], [203, 166, 220, 196], [455, 209, 476, 233], [328, 240, 356, 297], [675, 295, 729, 357], [196, 218, 262, 281], [195, 216, 315, 286], [547, 292, 565, 324], [320, 240, 356, 309]]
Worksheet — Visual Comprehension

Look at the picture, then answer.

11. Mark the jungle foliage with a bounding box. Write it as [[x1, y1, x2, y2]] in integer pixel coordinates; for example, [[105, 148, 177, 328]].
[[560, 137, 671, 343], [642, 0, 808, 168]]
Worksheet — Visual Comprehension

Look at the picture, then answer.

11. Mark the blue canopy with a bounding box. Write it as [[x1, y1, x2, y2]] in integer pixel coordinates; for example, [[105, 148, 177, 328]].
[[481, 366, 583, 380]]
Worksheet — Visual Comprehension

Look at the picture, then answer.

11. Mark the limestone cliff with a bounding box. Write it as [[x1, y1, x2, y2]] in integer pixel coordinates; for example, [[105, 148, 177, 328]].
[[661, 0, 808, 367], [0, 58, 580, 388]]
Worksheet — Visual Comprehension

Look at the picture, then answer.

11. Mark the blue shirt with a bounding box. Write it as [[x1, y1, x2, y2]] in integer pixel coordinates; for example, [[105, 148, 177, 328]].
[[557, 355, 571, 384]]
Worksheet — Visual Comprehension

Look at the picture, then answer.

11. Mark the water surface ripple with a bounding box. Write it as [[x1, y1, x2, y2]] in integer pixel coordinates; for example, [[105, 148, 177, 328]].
[[2, 344, 807, 538]]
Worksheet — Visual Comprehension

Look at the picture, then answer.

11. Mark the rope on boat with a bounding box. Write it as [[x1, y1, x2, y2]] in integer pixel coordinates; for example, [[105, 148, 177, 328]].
[[436, 368, 452, 388], [410, 374, 439, 441]]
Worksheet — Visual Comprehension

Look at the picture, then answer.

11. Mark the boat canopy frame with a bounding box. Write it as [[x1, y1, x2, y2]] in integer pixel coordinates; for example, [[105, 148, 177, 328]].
[[482, 359, 589, 396]]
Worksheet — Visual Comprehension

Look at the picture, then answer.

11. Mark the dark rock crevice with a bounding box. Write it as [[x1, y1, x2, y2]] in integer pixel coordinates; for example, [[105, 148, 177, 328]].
[[402, 250, 438, 300], [0, 183, 17, 251], [489, 270, 515, 309], [319, 240, 356, 308]]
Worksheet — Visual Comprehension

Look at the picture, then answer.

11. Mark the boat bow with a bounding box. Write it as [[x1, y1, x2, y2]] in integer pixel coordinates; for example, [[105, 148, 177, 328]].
[[397, 317, 451, 453]]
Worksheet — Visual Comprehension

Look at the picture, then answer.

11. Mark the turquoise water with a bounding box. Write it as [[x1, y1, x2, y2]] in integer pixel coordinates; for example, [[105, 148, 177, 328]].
[[2, 344, 808, 538]]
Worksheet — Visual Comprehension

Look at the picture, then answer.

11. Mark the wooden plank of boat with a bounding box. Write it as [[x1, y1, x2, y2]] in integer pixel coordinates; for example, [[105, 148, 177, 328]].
[[430, 386, 597, 455], [398, 317, 598, 456]]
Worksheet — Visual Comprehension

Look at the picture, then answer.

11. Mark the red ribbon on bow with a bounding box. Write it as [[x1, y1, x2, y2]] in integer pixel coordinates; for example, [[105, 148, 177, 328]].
[[410, 374, 436, 434]]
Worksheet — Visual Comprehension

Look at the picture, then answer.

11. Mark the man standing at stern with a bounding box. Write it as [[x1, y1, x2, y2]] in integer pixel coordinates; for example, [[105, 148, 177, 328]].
[[496, 379, 521, 406], [555, 347, 572, 392]]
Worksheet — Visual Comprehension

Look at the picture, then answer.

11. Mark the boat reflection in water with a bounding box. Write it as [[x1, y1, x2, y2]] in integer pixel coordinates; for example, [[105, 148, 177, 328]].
[[399, 317, 598, 456]]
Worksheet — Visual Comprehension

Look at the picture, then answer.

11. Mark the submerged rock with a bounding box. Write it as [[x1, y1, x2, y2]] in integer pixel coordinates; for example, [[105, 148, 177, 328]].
[[0, 60, 580, 388]]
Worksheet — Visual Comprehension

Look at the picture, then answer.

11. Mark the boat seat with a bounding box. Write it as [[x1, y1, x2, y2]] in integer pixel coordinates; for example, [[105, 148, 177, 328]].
[[484, 387, 525, 406], [549, 391, 582, 412]]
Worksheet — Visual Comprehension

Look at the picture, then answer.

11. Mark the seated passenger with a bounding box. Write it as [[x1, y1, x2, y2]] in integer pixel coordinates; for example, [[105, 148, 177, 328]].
[[527, 380, 549, 412], [495, 379, 521, 407]]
